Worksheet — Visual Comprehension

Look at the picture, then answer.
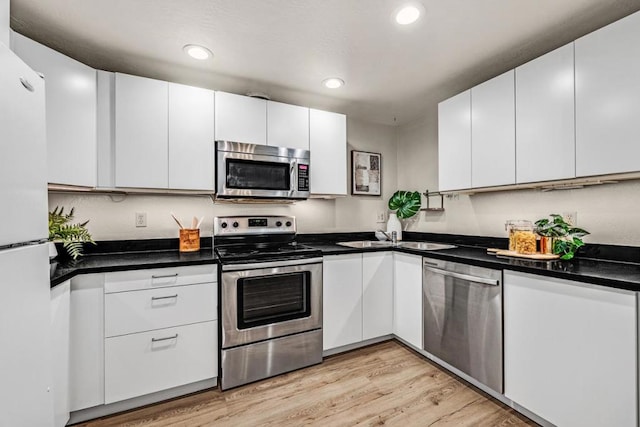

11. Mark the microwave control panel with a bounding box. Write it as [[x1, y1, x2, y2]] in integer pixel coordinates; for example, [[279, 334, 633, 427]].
[[297, 164, 310, 191]]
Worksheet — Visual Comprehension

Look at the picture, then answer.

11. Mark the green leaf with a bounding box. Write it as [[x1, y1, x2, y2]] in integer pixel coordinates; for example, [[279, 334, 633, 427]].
[[49, 206, 95, 259], [388, 191, 422, 219]]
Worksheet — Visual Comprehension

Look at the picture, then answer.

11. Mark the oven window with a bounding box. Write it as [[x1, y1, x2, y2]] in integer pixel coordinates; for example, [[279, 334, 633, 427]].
[[237, 272, 311, 329], [226, 159, 290, 191]]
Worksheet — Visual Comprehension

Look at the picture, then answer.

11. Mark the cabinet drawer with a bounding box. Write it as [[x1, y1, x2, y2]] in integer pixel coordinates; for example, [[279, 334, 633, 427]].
[[104, 321, 217, 404], [104, 265, 217, 293], [105, 282, 217, 337]]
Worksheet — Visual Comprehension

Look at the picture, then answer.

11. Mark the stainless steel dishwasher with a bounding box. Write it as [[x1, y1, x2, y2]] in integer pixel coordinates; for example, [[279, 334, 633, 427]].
[[423, 257, 503, 393]]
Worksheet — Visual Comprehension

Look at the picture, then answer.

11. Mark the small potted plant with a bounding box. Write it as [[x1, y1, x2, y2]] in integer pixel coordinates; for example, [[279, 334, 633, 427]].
[[387, 191, 422, 240], [49, 206, 96, 260], [534, 214, 589, 260]]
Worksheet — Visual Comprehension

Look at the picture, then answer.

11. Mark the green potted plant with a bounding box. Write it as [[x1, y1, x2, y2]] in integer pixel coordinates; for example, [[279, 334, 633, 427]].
[[48, 206, 96, 260], [387, 191, 422, 240], [534, 214, 589, 260]]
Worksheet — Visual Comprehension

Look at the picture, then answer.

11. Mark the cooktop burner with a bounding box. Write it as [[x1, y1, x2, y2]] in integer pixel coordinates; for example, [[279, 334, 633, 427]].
[[215, 242, 321, 263]]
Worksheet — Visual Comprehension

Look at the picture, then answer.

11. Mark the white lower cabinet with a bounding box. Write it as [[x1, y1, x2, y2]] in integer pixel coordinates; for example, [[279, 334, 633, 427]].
[[504, 271, 637, 427], [104, 321, 217, 404], [323, 254, 363, 350], [69, 274, 105, 412], [393, 253, 422, 349], [323, 252, 394, 351], [50, 281, 71, 427], [362, 252, 393, 340], [102, 265, 218, 404]]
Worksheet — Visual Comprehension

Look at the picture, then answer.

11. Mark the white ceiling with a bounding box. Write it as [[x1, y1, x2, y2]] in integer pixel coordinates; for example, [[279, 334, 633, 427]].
[[10, 0, 640, 126]]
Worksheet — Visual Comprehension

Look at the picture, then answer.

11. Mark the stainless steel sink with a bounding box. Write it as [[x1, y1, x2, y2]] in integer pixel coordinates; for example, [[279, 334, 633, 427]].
[[336, 240, 395, 248], [397, 241, 457, 251]]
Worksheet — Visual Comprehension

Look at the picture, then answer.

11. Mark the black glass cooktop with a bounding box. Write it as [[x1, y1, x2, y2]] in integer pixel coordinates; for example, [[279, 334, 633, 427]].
[[215, 242, 322, 263]]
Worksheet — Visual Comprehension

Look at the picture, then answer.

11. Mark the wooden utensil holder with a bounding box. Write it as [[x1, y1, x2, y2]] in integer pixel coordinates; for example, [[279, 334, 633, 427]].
[[179, 228, 200, 252]]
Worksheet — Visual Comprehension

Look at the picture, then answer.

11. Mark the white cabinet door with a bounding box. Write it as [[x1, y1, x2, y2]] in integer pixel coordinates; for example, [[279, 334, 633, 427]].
[[516, 43, 575, 183], [12, 33, 97, 188], [504, 271, 637, 427], [214, 91, 266, 145], [267, 101, 309, 150], [115, 73, 168, 188], [323, 254, 362, 350], [471, 70, 515, 188], [104, 321, 217, 404], [69, 274, 104, 412], [575, 11, 640, 177], [362, 252, 393, 340], [51, 281, 70, 427], [438, 90, 471, 191], [0, 44, 48, 246], [0, 245, 53, 427], [393, 253, 422, 349], [168, 83, 215, 190], [309, 109, 347, 195]]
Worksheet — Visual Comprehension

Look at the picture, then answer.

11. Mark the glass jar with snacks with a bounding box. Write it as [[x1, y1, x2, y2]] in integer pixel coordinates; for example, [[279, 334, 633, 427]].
[[505, 220, 534, 252]]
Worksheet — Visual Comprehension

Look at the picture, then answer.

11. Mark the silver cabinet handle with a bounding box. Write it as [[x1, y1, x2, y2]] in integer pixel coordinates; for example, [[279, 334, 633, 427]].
[[151, 294, 178, 301], [151, 334, 178, 343], [425, 266, 500, 286], [151, 273, 178, 279], [20, 78, 35, 92]]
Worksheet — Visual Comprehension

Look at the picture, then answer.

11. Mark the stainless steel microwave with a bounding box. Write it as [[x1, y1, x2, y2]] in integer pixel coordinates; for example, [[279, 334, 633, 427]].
[[215, 141, 310, 200]]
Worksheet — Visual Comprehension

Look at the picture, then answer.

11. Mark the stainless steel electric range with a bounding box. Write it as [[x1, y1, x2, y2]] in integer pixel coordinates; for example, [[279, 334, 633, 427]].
[[214, 215, 323, 390]]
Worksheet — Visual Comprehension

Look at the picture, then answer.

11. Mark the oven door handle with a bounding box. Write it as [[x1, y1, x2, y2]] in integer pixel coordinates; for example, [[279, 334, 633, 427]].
[[222, 257, 324, 272]]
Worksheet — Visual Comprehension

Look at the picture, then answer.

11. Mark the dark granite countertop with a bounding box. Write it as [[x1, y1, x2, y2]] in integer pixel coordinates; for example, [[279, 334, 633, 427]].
[[50, 233, 640, 292], [50, 248, 218, 287]]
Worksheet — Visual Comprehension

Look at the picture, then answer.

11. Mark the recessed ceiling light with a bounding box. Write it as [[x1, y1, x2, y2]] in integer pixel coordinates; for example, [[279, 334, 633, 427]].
[[322, 78, 345, 89], [395, 4, 422, 25], [183, 44, 213, 60]]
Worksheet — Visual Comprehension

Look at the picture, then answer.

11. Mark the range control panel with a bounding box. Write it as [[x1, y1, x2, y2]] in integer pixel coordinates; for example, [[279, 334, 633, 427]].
[[214, 215, 296, 236]]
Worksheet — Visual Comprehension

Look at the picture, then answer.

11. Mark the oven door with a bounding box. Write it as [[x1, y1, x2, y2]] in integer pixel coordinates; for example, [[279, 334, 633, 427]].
[[221, 258, 322, 349]]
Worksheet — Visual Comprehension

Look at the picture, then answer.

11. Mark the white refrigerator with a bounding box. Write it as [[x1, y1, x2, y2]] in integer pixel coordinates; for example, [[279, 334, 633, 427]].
[[0, 42, 54, 426]]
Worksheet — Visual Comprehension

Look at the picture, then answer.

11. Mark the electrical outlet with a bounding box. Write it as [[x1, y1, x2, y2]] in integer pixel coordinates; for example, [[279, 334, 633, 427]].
[[562, 211, 577, 226], [135, 212, 147, 227], [376, 211, 386, 223]]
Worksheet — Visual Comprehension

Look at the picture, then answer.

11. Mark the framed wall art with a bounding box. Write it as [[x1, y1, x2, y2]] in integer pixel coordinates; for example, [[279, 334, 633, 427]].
[[352, 150, 381, 196]]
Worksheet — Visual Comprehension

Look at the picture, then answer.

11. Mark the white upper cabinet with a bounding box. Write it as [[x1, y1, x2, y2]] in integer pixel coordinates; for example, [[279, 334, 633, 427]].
[[471, 70, 515, 187], [575, 11, 640, 177], [12, 32, 97, 188], [267, 101, 309, 150], [214, 91, 266, 145], [438, 90, 471, 191], [168, 83, 215, 190], [1, 0, 8, 47], [516, 43, 575, 183], [115, 73, 169, 188], [309, 108, 347, 195]]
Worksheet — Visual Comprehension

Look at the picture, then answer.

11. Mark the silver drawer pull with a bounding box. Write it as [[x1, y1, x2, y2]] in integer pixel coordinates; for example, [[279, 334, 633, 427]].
[[151, 334, 178, 343], [20, 78, 35, 92], [151, 273, 178, 279], [151, 294, 178, 301]]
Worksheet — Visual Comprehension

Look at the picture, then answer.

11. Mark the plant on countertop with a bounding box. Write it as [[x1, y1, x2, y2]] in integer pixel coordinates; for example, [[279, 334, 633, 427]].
[[534, 214, 589, 260], [388, 191, 422, 219], [48, 206, 96, 260]]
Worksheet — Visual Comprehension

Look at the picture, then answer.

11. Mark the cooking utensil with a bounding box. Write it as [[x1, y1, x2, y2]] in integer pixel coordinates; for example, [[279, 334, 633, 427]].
[[170, 212, 184, 229]]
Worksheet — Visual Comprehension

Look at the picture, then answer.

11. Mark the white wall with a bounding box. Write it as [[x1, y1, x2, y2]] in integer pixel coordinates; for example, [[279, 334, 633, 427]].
[[397, 106, 640, 246], [48, 117, 398, 241]]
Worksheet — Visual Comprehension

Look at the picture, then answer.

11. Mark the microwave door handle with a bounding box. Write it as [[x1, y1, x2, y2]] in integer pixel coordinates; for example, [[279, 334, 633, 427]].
[[291, 161, 297, 194]]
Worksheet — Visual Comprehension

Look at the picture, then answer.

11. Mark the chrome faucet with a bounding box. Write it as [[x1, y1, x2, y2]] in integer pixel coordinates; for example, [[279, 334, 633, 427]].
[[377, 229, 398, 244]]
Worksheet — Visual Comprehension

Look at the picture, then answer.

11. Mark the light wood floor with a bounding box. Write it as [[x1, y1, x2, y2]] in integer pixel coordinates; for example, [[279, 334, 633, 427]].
[[75, 340, 537, 426]]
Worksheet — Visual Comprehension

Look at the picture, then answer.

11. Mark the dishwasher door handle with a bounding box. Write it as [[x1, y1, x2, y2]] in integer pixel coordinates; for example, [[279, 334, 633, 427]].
[[424, 266, 500, 286]]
